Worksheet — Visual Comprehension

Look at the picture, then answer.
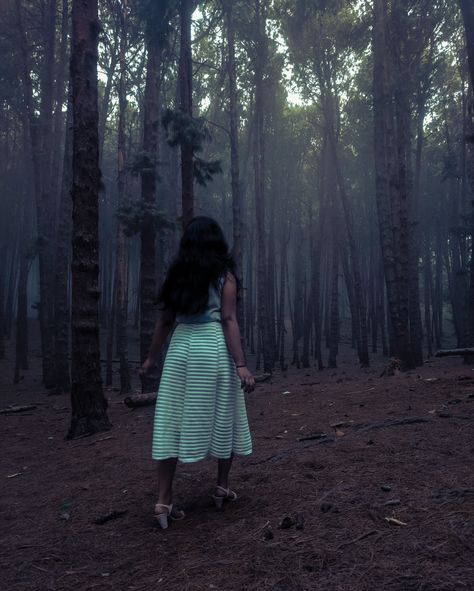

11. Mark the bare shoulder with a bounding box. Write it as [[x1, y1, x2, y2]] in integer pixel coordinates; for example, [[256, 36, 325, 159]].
[[224, 271, 237, 284], [221, 271, 237, 305]]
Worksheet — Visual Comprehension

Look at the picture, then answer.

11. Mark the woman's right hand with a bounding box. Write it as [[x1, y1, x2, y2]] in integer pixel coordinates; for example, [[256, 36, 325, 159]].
[[236, 366, 255, 393], [139, 357, 155, 378]]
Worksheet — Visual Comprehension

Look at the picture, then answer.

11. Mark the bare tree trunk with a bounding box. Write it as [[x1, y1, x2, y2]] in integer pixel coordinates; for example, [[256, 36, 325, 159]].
[[68, 0, 111, 439], [423, 236, 433, 357], [373, 0, 416, 367], [115, 0, 131, 393], [50, 0, 70, 211], [330, 135, 369, 367], [140, 19, 164, 393], [246, 245, 255, 354], [392, 0, 423, 366], [459, 0, 474, 345], [53, 100, 73, 393], [328, 215, 339, 369], [278, 234, 287, 371], [180, 0, 194, 227], [16, 0, 56, 387], [224, 0, 245, 342], [253, 0, 272, 373], [99, 53, 118, 164]]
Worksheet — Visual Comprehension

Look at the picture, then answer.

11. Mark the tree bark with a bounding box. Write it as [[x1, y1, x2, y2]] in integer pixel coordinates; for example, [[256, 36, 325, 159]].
[[328, 215, 339, 369], [459, 0, 474, 345], [180, 0, 194, 227], [140, 17, 163, 393], [115, 0, 131, 394], [53, 100, 73, 393], [68, 0, 111, 438], [16, 0, 56, 387], [253, 0, 273, 373], [224, 0, 245, 343], [373, 0, 418, 367]]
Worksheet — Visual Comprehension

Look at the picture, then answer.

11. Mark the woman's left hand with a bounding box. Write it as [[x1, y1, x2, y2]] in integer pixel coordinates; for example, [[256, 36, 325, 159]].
[[236, 366, 255, 393]]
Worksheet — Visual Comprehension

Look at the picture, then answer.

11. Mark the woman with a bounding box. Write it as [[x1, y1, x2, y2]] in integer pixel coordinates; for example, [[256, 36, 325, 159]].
[[140, 216, 254, 528]]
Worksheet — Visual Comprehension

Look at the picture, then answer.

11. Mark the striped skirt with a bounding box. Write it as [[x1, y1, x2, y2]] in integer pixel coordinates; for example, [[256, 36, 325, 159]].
[[152, 322, 252, 463]]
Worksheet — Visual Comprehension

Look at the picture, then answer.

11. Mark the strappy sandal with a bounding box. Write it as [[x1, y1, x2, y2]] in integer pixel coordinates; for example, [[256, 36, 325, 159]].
[[212, 485, 238, 509], [154, 503, 185, 529]]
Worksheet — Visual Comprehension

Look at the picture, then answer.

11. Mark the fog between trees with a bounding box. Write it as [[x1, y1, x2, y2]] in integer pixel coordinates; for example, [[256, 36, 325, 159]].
[[1, 0, 473, 436]]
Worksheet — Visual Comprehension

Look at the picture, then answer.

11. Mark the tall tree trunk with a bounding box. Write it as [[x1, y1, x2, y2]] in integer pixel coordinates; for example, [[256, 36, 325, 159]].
[[53, 100, 73, 393], [0, 264, 5, 360], [373, 0, 415, 367], [278, 234, 288, 371], [322, 85, 369, 367], [253, 0, 273, 373], [459, 0, 474, 345], [140, 24, 162, 393], [115, 0, 131, 394], [99, 52, 118, 164], [16, 1, 56, 387], [328, 215, 339, 369], [49, 0, 70, 211], [224, 0, 245, 342], [68, 0, 111, 439], [392, 0, 423, 366], [180, 0, 194, 227]]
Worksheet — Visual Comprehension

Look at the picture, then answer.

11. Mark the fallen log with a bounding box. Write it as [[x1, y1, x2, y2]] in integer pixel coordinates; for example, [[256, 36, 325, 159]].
[[124, 393, 156, 408], [124, 372, 272, 408], [435, 348, 474, 357]]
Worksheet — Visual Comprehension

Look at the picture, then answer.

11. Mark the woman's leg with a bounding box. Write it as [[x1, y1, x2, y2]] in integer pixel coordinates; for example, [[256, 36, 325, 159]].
[[216, 454, 233, 493], [156, 457, 178, 513]]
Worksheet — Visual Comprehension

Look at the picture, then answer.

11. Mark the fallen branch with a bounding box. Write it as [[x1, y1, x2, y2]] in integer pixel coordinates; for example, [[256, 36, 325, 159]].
[[297, 433, 328, 442], [336, 529, 381, 550], [94, 510, 128, 525], [435, 348, 474, 357], [70, 435, 115, 448], [254, 415, 431, 464], [354, 416, 430, 434], [0, 404, 37, 415]]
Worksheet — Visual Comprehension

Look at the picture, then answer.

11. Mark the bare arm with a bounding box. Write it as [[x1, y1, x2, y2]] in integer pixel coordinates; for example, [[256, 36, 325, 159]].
[[140, 308, 176, 374], [221, 273, 254, 392]]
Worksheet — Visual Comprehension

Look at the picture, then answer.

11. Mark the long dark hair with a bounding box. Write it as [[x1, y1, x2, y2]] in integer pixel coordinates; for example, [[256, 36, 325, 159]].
[[157, 216, 236, 315]]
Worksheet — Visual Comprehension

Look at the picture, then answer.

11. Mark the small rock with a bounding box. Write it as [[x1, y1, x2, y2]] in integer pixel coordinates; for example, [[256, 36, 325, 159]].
[[263, 527, 274, 540], [366, 439, 375, 445], [295, 512, 305, 530], [320, 502, 332, 513], [279, 516, 295, 529], [381, 485, 392, 492]]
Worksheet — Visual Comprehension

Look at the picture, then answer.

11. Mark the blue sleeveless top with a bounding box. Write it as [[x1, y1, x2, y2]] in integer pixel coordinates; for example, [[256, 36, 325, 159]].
[[175, 275, 225, 325]]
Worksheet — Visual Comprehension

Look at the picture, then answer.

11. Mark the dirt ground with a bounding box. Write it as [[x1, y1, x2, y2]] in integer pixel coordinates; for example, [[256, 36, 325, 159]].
[[1, 346, 474, 591]]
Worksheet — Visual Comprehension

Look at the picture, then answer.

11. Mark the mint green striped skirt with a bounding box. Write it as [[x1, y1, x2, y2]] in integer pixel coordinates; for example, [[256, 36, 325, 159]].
[[152, 322, 252, 463]]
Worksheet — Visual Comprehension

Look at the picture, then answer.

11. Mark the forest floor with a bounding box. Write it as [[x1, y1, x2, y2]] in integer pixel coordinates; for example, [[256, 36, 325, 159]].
[[1, 344, 474, 591]]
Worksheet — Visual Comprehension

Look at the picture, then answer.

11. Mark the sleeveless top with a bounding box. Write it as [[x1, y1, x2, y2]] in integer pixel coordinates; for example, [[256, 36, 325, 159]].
[[175, 275, 225, 325]]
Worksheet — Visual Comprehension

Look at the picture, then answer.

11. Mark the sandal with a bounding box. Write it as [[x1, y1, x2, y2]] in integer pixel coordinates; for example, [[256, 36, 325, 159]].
[[154, 503, 185, 529], [212, 485, 238, 509]]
